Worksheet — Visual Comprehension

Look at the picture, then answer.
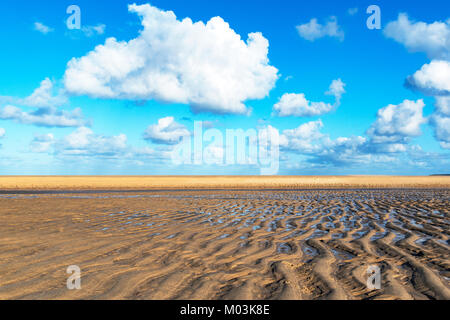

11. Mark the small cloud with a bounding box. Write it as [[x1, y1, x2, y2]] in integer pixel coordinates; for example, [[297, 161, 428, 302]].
[[30, 133, 54, 153], [325, 78, 346, 105], [348, 8, 358, 16], [0, 78, 88, 128], [284, 75, 293, 81], [81, 24, 106, 37], [34, 22, 54, 34], [273, 79, 346, 117], [0, 128, 5, 138], [143, 117, 190, 145], [296, 16, 344, 42]]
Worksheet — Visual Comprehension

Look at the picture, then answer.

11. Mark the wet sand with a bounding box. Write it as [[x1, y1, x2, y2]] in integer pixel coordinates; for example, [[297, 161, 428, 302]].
[[0, 188, 449, 300]]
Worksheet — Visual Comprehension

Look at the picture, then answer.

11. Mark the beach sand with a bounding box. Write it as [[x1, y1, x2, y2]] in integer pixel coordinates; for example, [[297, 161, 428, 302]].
[[0, 175, 449, 190], [0, 177, 449, 300]]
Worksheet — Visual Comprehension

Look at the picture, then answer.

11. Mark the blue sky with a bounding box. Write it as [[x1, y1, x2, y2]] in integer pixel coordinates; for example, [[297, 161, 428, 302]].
[[0, 0, 449, 175]]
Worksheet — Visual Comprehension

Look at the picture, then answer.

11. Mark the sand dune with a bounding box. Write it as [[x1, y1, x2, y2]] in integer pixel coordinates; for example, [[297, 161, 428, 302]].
[[0, 189, 448, 300], [0, 175, 449, 190]]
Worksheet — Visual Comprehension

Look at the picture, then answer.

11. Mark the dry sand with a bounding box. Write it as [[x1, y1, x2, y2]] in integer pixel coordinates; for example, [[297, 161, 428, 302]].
[[0, 183, 449, 300], [0, 175, 449, 190]]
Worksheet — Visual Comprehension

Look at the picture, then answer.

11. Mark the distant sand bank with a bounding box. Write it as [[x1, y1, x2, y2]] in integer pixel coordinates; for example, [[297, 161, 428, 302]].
[[0, 176, 449, 190]]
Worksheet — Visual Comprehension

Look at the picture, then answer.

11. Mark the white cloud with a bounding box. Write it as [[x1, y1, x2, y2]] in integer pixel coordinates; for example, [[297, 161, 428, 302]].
[[43, 127, 172, 162], [0, 105, 87, 127], [348, 8, 358, 16], [325, 78, 346, 104], [435, 96, 450, 115], [56, 127, 127, 156], [273, 93, 334, 117], [34, 22, 54, 34], [143, 117, 190, 145], [30, 133, 54, 153], [384, 13, 450, 60], [0, 78, 87, 127], [0, 128, 5, 138], [64, 3, 279, 114], [273, 79, 345, 117], [406, 60, 450, 95], [21, 78, 67, 107], [280, 120, 325, 152], [367, 99, 427, 144], [296, 16, 344, 42], [279, 120, 369, 165], [81, 24, 106, 37], [430, 114, 450, 149]]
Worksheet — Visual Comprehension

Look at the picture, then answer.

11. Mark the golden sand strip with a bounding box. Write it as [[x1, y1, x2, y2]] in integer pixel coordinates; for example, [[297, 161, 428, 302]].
[[0, 176, 449, 190]]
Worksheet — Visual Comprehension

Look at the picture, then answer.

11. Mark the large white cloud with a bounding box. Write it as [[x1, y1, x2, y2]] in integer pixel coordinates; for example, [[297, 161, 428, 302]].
[[406, 60, 450, 95], [367, 99, 427, 144], [143, 116, 190, 145], [384, 13, 450, 60], [64, 3, 279, 114], [296, 16, 344, 42], [273, 79, 345, 117]]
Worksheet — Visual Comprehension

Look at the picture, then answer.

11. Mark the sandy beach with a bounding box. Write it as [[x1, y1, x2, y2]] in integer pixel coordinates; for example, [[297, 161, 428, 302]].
[[0, 175, 449, 190], [0, 177, 449, 300]]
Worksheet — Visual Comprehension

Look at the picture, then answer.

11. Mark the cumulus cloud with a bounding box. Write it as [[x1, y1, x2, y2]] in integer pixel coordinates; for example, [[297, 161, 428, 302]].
[[143, 117, 190, 145], [0, 78, 87, 127], [63, 3, 279, 114], [296, 16, 344, 42], [0, 128, 5, 138], [55, 127, 127, 156], [279, 120, 325, 152], [34, 22, 54, 34], [435, 96, 450, 115], [367, 99, 427, 144], [430, 114, 450, 149], [279, 120, 369, 166], [406, 60, 450, 95], [385, 14, 450, 149], [273, 79, 345, 117], [40, 127, 172, 163], [429, 97, 450, 149], [20, 78, 67, 107], [384, 13, 450, 60]]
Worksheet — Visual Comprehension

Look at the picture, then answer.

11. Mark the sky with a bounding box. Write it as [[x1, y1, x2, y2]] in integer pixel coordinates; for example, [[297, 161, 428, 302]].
[[0, 0, 449, 175]]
